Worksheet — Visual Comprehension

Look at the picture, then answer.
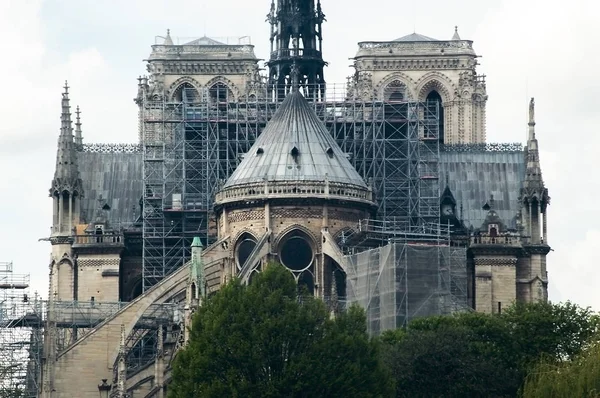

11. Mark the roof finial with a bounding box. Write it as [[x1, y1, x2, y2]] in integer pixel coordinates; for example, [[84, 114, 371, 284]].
[[528, 97, 536, 140], [452, 26, 461, 40], [63, 80, 69, 95], [163, 28, 174, 45]]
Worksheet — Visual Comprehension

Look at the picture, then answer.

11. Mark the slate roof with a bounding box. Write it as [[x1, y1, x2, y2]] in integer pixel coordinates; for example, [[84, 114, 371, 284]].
[[394, 33, 439, 42], [223, 91, 368, 189], [440, 150, 525, 230], [78, 151, 143, 228]]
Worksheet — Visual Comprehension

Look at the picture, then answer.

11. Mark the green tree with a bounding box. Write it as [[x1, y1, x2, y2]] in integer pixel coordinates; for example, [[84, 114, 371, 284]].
[[380, 302, 600, 397], [522, 342, 600, 398], [381, 312, 519, 397], [502, 301, 600, 367], [169, 263, 392, 398]]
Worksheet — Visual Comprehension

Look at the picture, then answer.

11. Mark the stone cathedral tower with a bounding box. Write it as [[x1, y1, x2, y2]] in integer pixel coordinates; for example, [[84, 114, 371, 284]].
[[351, 27, 488, 144], [49, 82, 83, 302]]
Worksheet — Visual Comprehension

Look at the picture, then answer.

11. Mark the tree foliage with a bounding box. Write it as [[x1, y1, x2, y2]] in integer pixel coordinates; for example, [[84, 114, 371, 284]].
[[169, 263, 392, 398], [522, 342, 600, 398], [380, 301, 600, 398]]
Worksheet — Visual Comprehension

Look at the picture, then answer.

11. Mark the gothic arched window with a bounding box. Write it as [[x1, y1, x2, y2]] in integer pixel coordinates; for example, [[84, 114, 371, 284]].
[[383, 80, 406, 102], [173, 82, 198, 103], [426, 90, 444, 143], [209, 82, 230, 103]]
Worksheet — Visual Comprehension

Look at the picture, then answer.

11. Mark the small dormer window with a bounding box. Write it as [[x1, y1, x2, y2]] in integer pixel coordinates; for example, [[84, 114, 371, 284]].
[[488, 224, 498, 237], [95, 225, 104, 235]]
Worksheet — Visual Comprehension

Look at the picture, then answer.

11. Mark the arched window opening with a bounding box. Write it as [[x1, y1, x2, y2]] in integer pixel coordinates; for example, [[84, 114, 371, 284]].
[[332, 268, 347, 300], [209, 82, 230, 103], [235, 234, 257, 270], [383, 80, 406, 102], [279, 231, 314, 272], [383, 80, 406, 121], [298, 271, 315, 295], [248, 270, 260, 285], [173, 83, 198, 103], [426, 90, 444, 143], [190, 282, 197, 300]]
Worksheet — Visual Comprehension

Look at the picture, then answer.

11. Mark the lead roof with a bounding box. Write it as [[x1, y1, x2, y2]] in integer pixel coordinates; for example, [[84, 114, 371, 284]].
[[223, 91, 368, 189]]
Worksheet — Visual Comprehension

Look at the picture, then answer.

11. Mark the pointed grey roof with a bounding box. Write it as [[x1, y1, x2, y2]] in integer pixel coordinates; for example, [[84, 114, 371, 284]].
[[452, 26, 461, 40], [163, 29, 174, 45], [51, 81, 82, 195], [184, 36, 226, 46], [522, 98, 549, 207], [394, 32, 439, 42], [223, 91, 367, 189]]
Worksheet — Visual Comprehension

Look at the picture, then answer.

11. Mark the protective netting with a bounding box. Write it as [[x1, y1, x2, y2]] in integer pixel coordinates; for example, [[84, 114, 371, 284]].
[[345, 242, 468, 335]]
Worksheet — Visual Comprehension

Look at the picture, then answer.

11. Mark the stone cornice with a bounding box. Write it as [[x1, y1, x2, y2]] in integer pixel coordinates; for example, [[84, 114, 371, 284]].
[[355, 58, 466, 71], [474, 257, 518, 266], [523, 244, 551, 255], [469, 245, 523, 257], [149, 61, 258, 75]]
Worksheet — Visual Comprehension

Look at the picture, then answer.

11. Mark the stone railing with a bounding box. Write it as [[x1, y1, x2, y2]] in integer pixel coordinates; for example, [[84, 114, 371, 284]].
[[270, 48, 323, 60], [357, 40, 475, 56], [149, 44, 256, 60], [442, 143, 523, 153], [72, 233, 125, 246], [215, 180, 374, 206], [470, 235, 521, 247], [81, 143, 141, 154]]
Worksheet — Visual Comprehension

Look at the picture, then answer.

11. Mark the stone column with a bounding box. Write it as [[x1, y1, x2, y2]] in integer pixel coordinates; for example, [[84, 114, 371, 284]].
[[68, 193, 73, 234], [57, 195, 63, 233], [542, 210, 548, 244]]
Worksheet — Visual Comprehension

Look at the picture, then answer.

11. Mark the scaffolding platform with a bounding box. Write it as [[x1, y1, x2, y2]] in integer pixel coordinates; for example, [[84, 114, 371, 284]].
[[0, 262, 43, 398], [345, 237, 468, 335], [140, 82, 442, 291]]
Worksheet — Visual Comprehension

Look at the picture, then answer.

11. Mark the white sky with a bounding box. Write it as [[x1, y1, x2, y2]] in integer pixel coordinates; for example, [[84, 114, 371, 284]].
[[0, 0, 598, 310]]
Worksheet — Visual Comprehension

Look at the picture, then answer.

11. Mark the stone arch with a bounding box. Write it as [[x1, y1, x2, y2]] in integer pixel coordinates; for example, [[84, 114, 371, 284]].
[[232, 230, 259, 270], [205, 76, 240, 101], [374, 72, 417, 101], [168, 77, 201, 102], [415, 72, 455, 102], [274, 223, 319, 252]]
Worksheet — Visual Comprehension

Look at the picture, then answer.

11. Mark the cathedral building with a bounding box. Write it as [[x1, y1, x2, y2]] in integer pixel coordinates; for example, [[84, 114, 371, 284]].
[[39, 1, 550, 396]]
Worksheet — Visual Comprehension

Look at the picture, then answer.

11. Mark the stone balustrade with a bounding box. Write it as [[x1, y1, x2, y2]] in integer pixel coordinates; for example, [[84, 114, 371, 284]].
[[72, 233, 124, 247], [215, 179, 374, 205], [470, 235, 521, 247]]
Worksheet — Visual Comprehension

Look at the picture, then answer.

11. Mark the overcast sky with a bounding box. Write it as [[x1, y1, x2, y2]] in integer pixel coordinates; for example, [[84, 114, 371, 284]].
[[0, 0, 597, 310]]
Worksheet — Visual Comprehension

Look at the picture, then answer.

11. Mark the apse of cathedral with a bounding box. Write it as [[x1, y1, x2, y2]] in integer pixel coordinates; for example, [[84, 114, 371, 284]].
[[42, 0, 550, 396]]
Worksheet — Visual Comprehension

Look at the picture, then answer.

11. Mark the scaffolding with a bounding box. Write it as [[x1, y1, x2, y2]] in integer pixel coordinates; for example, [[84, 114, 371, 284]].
[[141, 82, 440, 291], [344, 231, 468, 336], [0, 262, 44, 398]]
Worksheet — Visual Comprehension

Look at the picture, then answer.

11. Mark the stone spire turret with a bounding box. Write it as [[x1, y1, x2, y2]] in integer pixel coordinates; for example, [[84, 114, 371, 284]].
[[524, 98, 545, 192], [266, 0, 327, 100], [74, 105, 83, 148], [521, 98, 549, 245], [50, 81, 83, 236], [52, 82, 80, 190]]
